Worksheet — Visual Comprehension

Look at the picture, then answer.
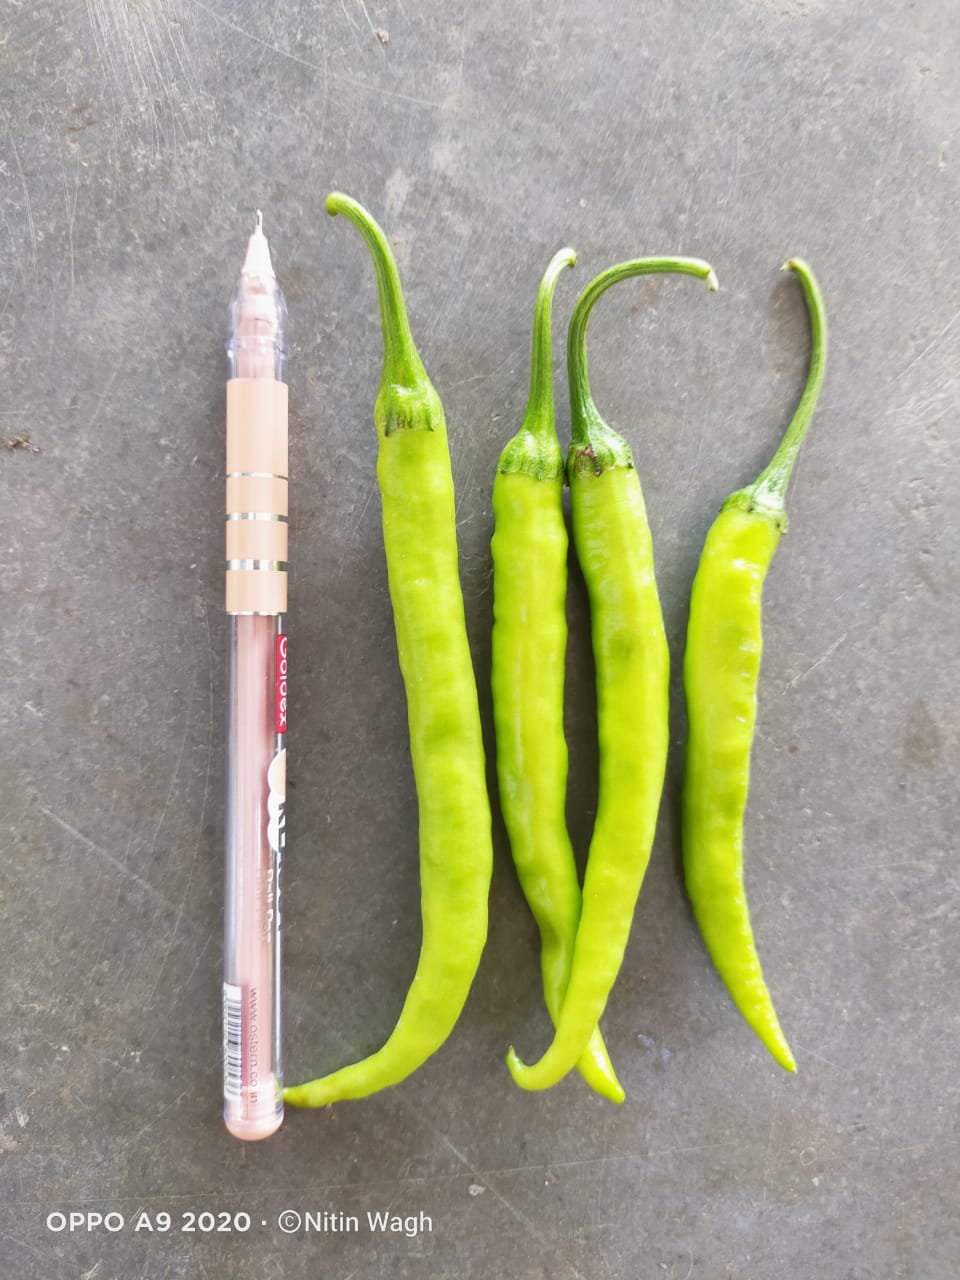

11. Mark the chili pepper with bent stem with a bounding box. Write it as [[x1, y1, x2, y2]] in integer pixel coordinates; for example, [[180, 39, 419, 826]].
[[507, 257, 718, 1092], [284, 194, 493, 1107], [491, 247, 624, 1104], [682, 258, 827, 1074]]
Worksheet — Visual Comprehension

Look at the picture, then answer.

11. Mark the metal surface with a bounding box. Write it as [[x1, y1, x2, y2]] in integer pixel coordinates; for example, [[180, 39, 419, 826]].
[[1, 1, 958, 1276]]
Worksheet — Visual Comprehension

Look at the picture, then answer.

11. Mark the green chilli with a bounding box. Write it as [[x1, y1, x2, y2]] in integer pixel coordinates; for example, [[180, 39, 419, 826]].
[[682, 258, 827, 1073], [491, 247, 624, 1104], [284, 193, 493, 1107], [507, 257, 718, 1093]]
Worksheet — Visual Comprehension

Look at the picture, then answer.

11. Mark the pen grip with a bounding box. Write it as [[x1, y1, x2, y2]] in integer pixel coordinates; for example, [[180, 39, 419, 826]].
[[225, 379, 289, 616]]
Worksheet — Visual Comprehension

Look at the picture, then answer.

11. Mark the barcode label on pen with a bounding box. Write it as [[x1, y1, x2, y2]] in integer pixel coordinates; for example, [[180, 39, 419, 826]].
[[223, 982, 243, 1101]]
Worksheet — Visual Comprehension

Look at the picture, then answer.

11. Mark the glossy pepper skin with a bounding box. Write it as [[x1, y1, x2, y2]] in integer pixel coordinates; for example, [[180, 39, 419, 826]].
[[507, 257, 718, 1092], [491, 248, 624, 1104], [284, 194, 493, 1107], [682, 258, 827, 1074]]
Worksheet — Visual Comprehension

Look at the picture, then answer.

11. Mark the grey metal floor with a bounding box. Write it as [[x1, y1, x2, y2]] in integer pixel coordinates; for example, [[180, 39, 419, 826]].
[[2, 2, 958, 1277]]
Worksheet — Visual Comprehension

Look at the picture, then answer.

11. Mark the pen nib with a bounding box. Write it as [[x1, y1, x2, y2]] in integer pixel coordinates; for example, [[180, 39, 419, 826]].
[[242, 211, 273, 277]]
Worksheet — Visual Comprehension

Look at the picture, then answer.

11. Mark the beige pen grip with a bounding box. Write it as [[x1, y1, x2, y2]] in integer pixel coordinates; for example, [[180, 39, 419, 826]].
[[225, 379, 289, 615]]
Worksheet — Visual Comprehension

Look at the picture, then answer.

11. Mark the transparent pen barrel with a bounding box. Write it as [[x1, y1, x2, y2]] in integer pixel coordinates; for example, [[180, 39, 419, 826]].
[[223, 614, 285, 1138], [223, 227, 288, 1141]]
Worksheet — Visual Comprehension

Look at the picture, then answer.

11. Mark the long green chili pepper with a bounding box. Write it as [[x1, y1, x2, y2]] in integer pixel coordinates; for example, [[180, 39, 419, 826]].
[[682, 259, 827, 1074], [491, 248, 624, 1105], [507, 257, 718, 1092], [284, 193, 493, 1107]]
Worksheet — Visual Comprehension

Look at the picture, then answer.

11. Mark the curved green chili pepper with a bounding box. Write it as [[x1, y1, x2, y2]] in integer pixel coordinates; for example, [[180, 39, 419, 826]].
[[507, 257, 718, 1092], [491, 247, 624, 1104], [682, 258, 827, 1073], [284, 193, 493, 1107]]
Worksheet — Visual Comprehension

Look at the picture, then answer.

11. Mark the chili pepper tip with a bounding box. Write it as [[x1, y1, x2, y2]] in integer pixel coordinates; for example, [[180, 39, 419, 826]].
[[779, 257, 809, 276], [706, 268, 719, 292], [505, 1046, 523, 1074], [282, 1083, 316, 1107]]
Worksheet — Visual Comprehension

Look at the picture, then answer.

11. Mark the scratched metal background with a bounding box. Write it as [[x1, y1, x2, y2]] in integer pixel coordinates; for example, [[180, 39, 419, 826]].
[[1, 1, 958, 1277]]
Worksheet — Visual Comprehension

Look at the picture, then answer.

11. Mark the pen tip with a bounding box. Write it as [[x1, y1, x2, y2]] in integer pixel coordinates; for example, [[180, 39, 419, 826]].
[[242, 212, 274, 276]]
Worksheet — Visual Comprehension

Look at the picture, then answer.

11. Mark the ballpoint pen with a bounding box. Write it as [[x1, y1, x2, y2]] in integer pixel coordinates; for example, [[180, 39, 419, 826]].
[[222, 212, 288, 1140]]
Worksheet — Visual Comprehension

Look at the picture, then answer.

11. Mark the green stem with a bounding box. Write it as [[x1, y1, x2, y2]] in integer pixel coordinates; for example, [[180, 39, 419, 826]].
[[326, 191, 427, 390], [521, 247, 576, 438], [567, 257, 718, 445], [741, 258, 827, 512]]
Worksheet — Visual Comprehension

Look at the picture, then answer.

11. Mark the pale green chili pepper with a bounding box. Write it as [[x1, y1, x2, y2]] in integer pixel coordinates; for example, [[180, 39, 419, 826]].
[[491, 247, 624, 1104], [507, 257, 718, 1092], [284, 194, 493, 1107], [682, 258, 827, 1073]]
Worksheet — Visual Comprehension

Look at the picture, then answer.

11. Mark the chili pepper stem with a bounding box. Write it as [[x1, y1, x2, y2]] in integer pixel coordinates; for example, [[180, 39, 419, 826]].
[[325, 190, 429, 397], [497, 248, 576, 481], [724, 258, 827, 524], [566, 258, 718, 474], [523, 247, 576, 438]]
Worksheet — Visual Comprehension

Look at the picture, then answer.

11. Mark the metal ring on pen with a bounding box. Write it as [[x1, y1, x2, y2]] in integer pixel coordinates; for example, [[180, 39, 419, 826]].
[[225, 512, 289, 522], [226, 559, 289, 572], [226, 470, 288, 480]]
